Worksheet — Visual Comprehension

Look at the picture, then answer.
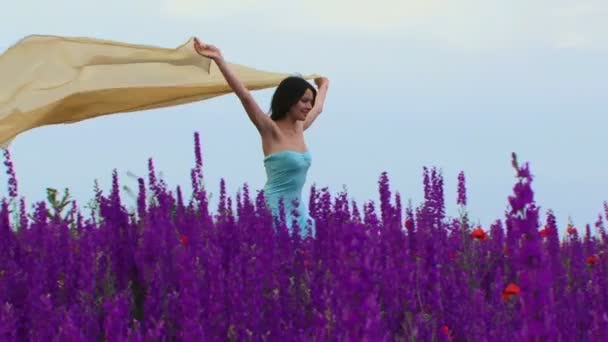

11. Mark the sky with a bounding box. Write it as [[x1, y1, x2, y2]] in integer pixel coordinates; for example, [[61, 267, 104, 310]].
[[2, 0, 607, 231]]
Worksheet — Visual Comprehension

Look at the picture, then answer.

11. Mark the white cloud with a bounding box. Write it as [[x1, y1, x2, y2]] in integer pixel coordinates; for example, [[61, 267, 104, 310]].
[[4, 0, 605, 51], [161, 0, 608, 50], [548, 1, 608, 49], [162, 0, 262, 16], [554, 32, 592, 49], [293, 0, 444, 30], [162, 0, 444, 29], [550, 1, 605, 18]]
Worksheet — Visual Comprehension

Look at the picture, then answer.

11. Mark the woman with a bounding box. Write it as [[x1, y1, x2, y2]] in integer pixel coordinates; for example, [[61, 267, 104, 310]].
[[193, 38, 329, 236]]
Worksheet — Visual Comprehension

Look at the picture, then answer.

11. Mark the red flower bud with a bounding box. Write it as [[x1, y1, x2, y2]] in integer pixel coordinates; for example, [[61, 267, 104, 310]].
[[539, 226, 550, 238], [180, 234, 189, 246], [586, 255, 599, 265], [405, 218, 414, 230], [471, 227, 487, 241], [502, 283, 521, 300]]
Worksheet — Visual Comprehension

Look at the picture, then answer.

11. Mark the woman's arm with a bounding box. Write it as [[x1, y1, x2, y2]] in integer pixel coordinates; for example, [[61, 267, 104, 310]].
[[193, 38, 274, 133], [303, 77, 329, 131]]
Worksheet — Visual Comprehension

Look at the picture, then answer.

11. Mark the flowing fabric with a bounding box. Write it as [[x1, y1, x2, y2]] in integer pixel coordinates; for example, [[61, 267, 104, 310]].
[[263, 150, 316, 236], [0, 34, 317, 147]]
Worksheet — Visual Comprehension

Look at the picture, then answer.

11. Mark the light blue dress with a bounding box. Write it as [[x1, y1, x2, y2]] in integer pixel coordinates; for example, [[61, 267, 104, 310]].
[[263, 150, 316, 236]]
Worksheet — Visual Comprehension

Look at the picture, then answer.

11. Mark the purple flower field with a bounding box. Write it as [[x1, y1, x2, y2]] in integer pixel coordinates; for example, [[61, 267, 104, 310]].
[[1, 132, 607, 341]]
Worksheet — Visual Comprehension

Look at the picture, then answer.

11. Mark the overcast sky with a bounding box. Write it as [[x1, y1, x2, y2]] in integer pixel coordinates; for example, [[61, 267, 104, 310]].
[[2, 0, 607, 231]]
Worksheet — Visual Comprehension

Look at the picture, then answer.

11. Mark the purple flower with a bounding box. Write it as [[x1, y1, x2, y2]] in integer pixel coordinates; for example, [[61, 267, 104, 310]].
[[457, 171, 467, 206], [3, 136, 608, 340], [3, 149, 18, 199], [194, 131, 203, 171]]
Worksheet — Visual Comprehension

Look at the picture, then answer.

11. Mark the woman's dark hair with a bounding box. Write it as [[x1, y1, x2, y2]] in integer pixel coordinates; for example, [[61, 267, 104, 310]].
[[270, 76, 317, 121]]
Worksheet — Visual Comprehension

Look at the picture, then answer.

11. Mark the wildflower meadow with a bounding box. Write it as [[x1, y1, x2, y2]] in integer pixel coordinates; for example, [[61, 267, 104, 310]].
[[1, 132, 607, 341]]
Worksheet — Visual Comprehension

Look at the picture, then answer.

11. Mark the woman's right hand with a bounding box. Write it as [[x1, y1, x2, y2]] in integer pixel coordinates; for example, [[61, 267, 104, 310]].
[[314, 77, 329, 89], [193, 37, 223, 62]]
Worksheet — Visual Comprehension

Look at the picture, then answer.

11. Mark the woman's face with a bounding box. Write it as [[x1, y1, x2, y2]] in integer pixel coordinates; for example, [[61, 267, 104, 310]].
[[288, 89, 314, 121]]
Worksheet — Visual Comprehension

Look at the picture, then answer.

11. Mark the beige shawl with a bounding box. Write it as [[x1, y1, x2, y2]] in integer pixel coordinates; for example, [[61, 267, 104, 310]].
[[0, 35, 313, 147]]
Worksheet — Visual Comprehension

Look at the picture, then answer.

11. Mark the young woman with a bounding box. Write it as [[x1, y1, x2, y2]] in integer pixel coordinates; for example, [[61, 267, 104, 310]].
[[193, 38, 329, 236]]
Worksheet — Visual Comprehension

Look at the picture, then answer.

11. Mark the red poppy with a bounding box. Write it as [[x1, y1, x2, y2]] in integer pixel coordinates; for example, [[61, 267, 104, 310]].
[[504, 246, 509, 256], [180, 234, 189, 246], [440, 325, 453, 342], [586, 255, 600, 265], [405, 218, 414, 230], [441, 325, 449, 335], [471, 227, 487, 241], [567, 225, 577, 235], [502, 283, 521, 301], [539, 226, 550, 238]]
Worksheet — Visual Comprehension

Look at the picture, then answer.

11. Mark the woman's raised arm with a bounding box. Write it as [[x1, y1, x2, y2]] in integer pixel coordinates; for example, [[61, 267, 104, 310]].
[[303, 77, 329, 131], [193, 38, 274, 134]]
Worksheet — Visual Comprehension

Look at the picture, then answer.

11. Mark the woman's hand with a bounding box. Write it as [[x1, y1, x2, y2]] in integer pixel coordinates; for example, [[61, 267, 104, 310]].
[[314, 77, 329, 89], [193, 37, 223, 62]]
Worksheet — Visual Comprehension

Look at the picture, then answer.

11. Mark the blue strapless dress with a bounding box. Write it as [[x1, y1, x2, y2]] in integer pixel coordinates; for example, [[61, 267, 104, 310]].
[[263, 150, 316, 236]]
